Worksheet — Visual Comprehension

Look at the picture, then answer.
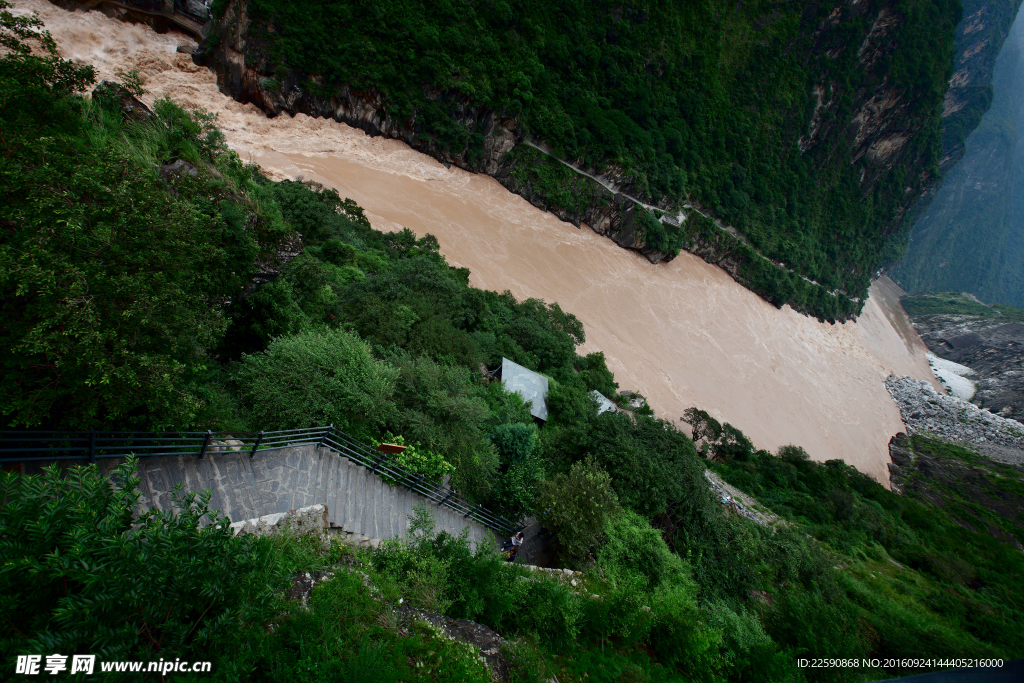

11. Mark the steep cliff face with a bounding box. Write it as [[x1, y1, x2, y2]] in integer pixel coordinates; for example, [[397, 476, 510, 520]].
[[192, 0, 676, 265], [894, 10, 1024, 305], [940, 0, 1024, 172]]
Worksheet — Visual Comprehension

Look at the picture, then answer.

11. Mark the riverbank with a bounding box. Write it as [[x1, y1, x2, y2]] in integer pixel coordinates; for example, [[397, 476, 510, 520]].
[[885, 374, 1024, 465], [15, 0, 941, 485]]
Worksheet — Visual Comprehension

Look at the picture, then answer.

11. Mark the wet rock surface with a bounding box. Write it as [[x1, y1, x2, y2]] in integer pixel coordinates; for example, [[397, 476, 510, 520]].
[[910, 314, 1024, 419], [885, 374, 1024, 465], [92, 80, 153, 122]]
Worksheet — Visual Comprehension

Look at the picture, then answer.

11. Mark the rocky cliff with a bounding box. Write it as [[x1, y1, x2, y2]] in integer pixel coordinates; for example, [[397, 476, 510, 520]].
[[894, 8, 1024, 305], [940, 0, 1024, 172], [191, 0, 673, 267], [197, 0, 950, 241], [907, 313, 1024, 419]]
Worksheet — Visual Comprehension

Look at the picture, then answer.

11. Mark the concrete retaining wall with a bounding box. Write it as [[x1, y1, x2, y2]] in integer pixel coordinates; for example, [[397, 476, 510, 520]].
[[106, 444, 494, 546]]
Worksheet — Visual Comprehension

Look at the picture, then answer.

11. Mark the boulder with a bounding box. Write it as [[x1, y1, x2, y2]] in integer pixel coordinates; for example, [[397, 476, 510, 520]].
[[230, 504, 329, 540], [92, 81, 152, 123]]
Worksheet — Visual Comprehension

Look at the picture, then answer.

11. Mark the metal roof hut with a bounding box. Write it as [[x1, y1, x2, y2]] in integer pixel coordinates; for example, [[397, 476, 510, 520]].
[[591, 390, 617, 415], [500, 357, 549, 422]]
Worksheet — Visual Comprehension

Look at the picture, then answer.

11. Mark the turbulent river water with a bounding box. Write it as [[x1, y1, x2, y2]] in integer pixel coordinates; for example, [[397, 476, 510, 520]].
[[17, 0, 942, 484]]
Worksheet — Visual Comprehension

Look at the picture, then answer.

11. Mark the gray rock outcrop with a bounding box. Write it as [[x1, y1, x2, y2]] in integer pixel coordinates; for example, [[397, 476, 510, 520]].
[[229, 503, 329, 539], [908, 314, 1024, 418], [885, 374, 1024, 465]]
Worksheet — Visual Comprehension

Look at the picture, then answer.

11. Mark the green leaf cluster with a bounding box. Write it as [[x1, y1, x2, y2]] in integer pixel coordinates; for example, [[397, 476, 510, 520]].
[[536, 456, 621, 567], [0, 11, 289, 430], [370, 432, 456, 483], [0, 458, 281, 676]]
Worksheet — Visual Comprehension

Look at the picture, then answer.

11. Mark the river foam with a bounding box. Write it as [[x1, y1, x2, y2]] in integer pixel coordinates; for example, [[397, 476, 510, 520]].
[[15, 0, 942, 484]]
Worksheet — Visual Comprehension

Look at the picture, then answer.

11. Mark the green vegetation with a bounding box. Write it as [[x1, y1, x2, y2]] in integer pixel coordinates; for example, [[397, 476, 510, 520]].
[[211, 0, 961, 309], [0, 4, 289, 430], [4, 11, 1023, 681], [7, 425, 1024, 681], [688, 409, 1024, 667], [0, 458, 282, 679], [682, 213, 861, 320], [892, 435, 1024, 549], [900, 291, 1024, 319]]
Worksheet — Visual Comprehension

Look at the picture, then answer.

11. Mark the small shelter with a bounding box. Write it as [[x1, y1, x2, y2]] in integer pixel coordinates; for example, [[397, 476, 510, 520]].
[[501, 357, 549, 422], [591, 390, 617, 415]]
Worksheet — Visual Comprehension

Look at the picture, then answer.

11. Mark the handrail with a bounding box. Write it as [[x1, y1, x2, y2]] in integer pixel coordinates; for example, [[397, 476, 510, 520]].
[[0, 426, 520, 535]]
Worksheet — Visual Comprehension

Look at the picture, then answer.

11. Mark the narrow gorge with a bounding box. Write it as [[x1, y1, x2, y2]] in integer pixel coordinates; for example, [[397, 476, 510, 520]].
[[10, 0, 945, 485]]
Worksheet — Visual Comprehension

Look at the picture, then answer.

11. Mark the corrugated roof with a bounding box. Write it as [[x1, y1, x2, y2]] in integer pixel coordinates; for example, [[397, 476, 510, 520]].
[[501, 357, 549, 421]]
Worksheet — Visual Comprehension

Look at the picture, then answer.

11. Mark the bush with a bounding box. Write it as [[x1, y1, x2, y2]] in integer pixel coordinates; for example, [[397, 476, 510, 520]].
[[490, 423, 544, 519], [233, 327, 397, 438], [370, 432, 455, 482], [0, 458, 279, 676], [535, 456, 620, 567], [598, 510, 689, 591]]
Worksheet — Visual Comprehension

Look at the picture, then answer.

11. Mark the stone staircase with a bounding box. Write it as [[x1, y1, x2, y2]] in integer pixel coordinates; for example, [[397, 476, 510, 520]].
[[114, 443, 494, 547]]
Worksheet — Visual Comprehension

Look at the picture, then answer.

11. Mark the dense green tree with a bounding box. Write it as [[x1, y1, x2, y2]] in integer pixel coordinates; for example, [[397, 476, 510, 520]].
[[0, 6, 282, 429], [535, 455, 621, 567], [234, 327, 398, 438]]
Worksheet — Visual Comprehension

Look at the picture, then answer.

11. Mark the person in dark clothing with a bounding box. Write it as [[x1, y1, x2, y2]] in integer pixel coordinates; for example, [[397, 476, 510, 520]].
[[501, 532, 524, 562]]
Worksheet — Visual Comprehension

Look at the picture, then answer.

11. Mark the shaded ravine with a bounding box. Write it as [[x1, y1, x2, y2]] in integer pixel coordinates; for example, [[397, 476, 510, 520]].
[[18, 0, 941, 484]]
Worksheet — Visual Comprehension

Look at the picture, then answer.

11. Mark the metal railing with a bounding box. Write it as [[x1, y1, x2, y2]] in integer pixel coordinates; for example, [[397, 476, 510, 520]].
[[0, 426, 520, 535]]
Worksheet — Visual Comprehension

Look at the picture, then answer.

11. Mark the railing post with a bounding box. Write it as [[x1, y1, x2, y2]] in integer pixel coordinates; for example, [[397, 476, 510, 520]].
[[438, 491, 454, 508], [89, 429, 96, 464], [464, 503, 481, 519], [249, 431, 263, 459], [370, 452, 386, 475], [317, 424, 333, 448], [199, 430, 212, 459]]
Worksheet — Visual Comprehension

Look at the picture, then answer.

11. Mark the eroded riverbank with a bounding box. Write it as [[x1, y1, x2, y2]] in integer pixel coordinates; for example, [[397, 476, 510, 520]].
[[17, 0, 941, 484]]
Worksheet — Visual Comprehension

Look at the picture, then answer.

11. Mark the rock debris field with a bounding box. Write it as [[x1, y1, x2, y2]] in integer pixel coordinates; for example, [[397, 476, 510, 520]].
[[886, 375, 1024, 465]]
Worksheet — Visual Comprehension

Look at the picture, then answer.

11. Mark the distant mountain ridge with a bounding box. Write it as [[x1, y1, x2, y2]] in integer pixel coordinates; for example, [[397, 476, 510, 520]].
[[894, 6, 1024, 306], [940, 0, 1024, 172]]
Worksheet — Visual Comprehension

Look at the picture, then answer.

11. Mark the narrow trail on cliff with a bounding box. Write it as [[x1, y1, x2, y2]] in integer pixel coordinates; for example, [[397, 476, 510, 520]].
[[16, 0, 941, 485], [523, 140, 860, 303]]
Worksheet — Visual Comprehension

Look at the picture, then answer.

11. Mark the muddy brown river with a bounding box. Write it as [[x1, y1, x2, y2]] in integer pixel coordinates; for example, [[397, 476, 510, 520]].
[[16, 0, 941, 484]]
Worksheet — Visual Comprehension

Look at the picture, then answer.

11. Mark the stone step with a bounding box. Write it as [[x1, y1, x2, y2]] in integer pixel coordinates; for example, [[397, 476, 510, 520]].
[[132, 444, 496, 546]]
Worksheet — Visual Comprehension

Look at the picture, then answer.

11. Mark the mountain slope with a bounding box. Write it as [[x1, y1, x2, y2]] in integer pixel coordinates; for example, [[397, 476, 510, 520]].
[[193, 0, 960, 320], [893, 9, 1024, 305]]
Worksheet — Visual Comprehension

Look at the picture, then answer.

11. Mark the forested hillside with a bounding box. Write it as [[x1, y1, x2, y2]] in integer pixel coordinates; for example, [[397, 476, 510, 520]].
[[937, 0, 1024, 172], [3, 8, 1023, 679], [197, 0, 961, 320]]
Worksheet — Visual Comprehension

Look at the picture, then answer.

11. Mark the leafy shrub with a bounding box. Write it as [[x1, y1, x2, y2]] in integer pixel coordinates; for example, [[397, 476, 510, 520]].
[[0, 458, 279, 676], [535, 456, 620, 567], [598, 510, 689, 591], [490, 423, 543, 519], [234, 327, 398, 438], [370, 432, 455, 482], [649, 583, 721, 676]]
